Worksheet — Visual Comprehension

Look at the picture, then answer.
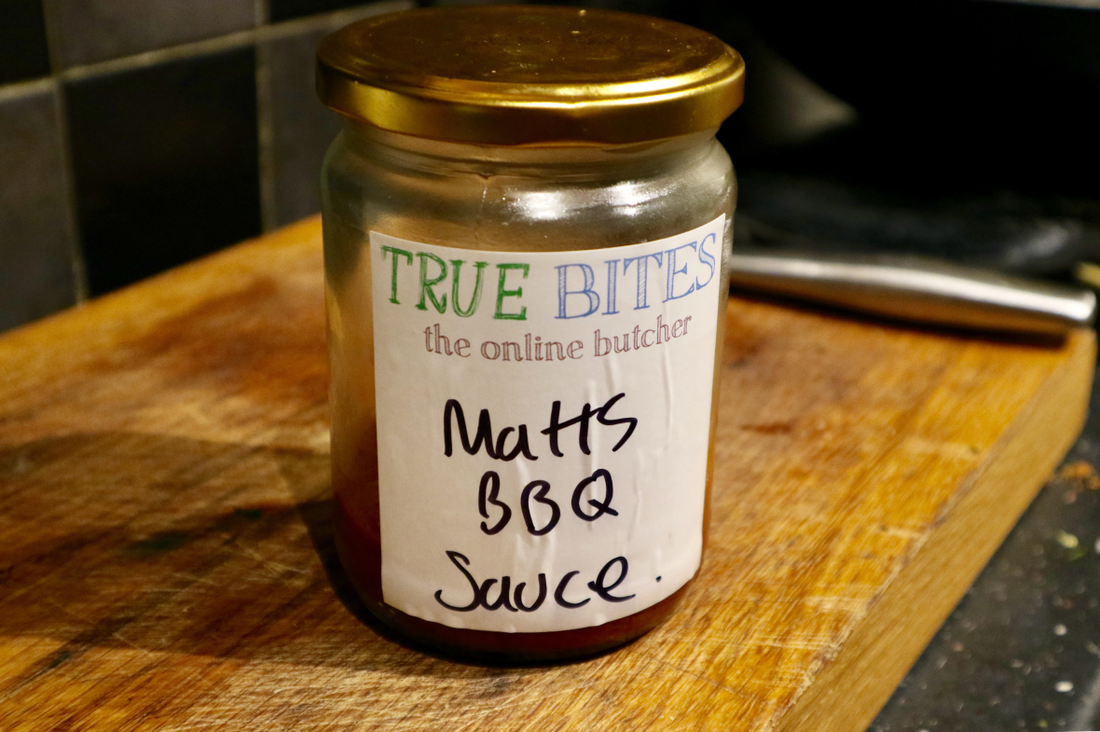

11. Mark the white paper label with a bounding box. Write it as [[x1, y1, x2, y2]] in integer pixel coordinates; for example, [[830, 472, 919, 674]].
[[372, 215, 725, 633]]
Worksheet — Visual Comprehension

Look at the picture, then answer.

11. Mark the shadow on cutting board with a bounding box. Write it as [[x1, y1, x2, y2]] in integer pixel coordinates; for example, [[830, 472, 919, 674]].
[[0, 431, 533, 683]]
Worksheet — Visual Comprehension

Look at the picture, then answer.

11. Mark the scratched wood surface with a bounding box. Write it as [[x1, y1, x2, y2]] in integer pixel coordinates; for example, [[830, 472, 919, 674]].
[[0, 217, 1094, 732]]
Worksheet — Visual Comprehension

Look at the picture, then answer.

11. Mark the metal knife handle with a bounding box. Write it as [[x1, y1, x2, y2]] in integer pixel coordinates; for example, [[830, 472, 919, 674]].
[[729, 251, 1097, 335]]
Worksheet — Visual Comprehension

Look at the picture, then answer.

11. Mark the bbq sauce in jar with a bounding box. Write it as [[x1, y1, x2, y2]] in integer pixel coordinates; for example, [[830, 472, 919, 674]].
[[318, 5, 743, 662]]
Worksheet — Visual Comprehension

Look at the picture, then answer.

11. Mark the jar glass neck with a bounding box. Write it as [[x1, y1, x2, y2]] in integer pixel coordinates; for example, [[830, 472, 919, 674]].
[[340, 120, 717, 177]]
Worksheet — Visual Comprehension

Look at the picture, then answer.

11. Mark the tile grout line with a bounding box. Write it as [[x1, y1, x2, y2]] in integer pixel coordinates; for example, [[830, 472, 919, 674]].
[[55, 3, 410, 84], [39, 0, 89, 303], [38, 0, 67, 75], [256, 0, 279, 232], [49, 79, 90, 303], [0, 76, 54, 104], [0, 2, 417, 103]]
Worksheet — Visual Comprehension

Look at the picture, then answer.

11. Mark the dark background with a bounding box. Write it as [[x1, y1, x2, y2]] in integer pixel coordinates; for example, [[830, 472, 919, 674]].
[[2, 1, 1098, 729], [3, 0, 1098, 332]]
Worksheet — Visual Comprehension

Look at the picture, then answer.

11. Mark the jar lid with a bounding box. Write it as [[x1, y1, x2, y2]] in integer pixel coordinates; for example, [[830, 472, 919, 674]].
[[316, 5, 744, 145]]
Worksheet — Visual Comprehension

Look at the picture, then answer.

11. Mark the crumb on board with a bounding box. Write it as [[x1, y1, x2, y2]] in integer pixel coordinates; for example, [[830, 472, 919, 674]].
[[1057, 460, 1100, 489], [1055, 531, 1079, 549]]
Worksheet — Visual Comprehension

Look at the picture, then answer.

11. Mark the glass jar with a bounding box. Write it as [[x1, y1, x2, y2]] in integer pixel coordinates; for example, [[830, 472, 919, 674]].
[[318, 5, 743, 662]]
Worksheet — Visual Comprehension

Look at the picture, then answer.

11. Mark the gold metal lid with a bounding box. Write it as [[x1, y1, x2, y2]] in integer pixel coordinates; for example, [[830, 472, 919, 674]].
[[316, 5, 744, 145]]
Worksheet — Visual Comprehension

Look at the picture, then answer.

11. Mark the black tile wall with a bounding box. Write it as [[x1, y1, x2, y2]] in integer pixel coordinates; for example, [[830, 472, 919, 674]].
[[0, 82, 79, 331], [0, 0, 51, 85], [270, 0, 376, 24], [66, 47, 262, 295], [44, 0, 256, 68], [0, 1, 416, 332], [261, 1, 412, 228], [264, 28, 345, 228]]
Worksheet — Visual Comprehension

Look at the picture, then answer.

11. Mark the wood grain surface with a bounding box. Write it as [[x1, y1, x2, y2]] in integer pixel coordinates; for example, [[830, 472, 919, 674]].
[[0, 217, 1094, 731]]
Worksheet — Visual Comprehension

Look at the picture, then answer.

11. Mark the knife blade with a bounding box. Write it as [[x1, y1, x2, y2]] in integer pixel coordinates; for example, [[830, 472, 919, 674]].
[[728, 250, 1096, 336]]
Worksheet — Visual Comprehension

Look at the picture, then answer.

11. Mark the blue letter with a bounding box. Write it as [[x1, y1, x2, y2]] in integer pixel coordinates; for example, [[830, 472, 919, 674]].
[[696, 232, 717, 289], [623, 252, 664, 310], [603, 259, 620, 315], [664, 242, 697, 301], [556, 264, 600, 319]]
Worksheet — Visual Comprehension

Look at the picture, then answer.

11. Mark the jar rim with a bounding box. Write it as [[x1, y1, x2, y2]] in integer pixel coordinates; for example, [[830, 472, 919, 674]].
[[316, 5, 745, 146]]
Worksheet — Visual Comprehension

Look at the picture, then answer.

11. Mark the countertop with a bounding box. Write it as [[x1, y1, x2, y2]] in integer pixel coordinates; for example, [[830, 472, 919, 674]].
[[873, 388, 1100, 731]]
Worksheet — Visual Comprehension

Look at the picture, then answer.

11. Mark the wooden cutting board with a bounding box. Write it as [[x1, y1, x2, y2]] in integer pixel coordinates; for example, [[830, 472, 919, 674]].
[[0, 217, 1093, 732]]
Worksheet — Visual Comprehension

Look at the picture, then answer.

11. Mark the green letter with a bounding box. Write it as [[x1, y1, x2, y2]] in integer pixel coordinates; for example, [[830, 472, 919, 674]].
[[451, 260, 488, 317], [495, 263, 529, 321], [416, 252, 448, 314], [381, 246, 413, 304]]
